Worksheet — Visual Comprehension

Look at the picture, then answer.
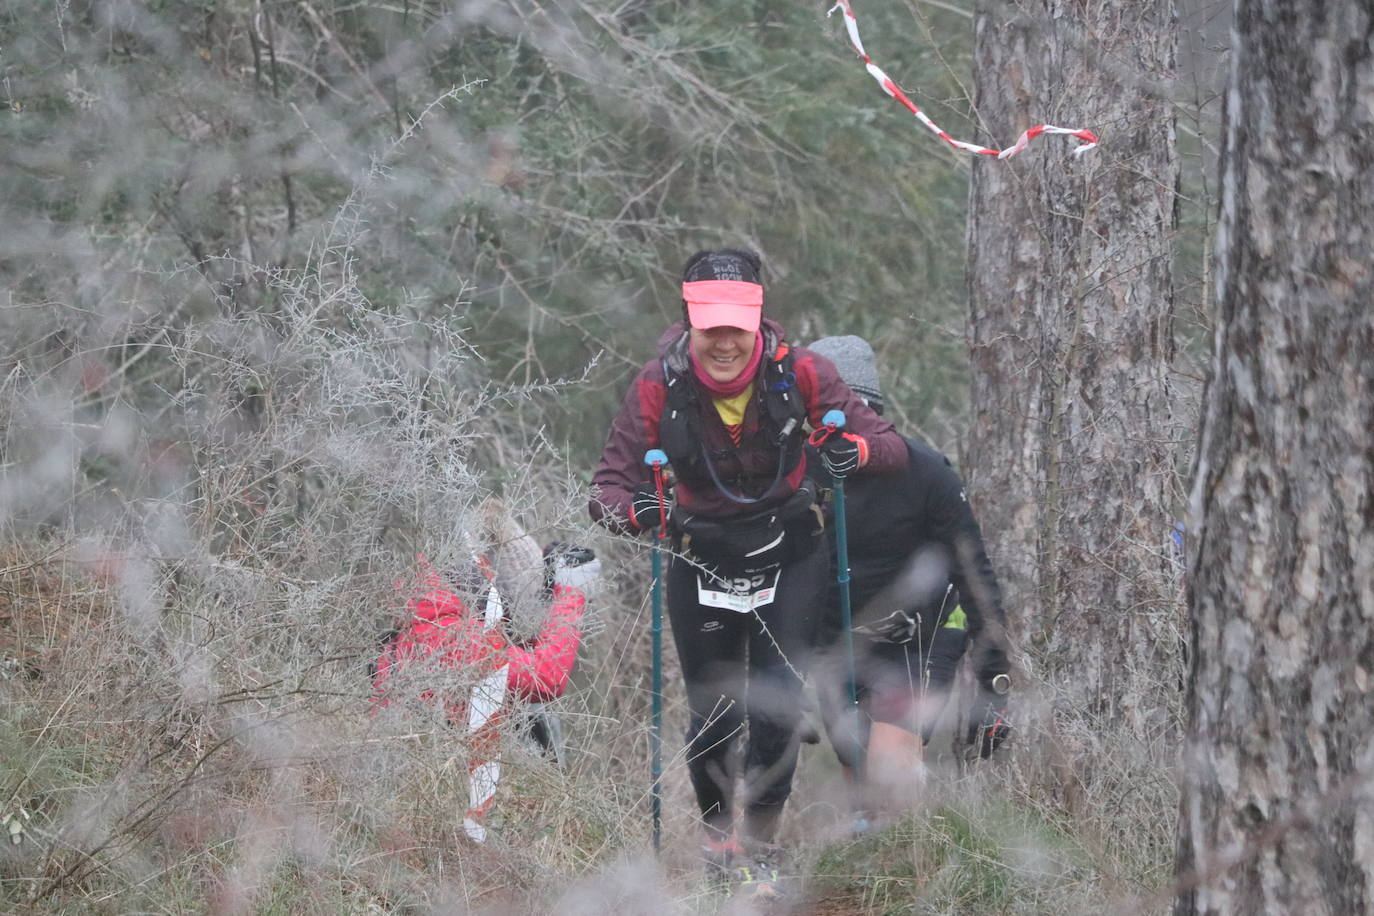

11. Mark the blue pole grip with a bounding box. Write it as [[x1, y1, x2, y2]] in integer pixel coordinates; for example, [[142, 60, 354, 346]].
[[822, 409, 846, 430], [644, 448, 669, 467]]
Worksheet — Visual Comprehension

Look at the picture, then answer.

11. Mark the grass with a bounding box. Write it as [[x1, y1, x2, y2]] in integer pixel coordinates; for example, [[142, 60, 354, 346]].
[[0, 541, 1181, 914], [805, 792, 1094, 915]]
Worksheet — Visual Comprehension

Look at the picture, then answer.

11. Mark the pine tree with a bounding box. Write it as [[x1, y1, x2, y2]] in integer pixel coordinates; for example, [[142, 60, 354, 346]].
[[1174, 2, 1374, 911], [964, 1, 1183, 736]]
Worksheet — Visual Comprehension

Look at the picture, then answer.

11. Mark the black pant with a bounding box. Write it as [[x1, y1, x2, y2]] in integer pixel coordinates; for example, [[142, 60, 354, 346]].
[[666, 538, 827, 840]]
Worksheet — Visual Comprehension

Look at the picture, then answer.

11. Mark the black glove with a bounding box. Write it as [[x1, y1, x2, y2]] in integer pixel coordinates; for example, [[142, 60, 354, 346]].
[[965, 673, 1012, 759], [819, 432, 867, 479], [542, 542, 598, 594], [630, 484, 670, 531]]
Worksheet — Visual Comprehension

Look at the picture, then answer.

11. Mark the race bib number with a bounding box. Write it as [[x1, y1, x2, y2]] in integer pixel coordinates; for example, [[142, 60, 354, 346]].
[[696, 566, 781, 614]]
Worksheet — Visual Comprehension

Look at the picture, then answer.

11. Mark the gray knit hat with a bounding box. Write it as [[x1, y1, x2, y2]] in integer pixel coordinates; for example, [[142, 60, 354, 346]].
[[809, 335, 884, 411]]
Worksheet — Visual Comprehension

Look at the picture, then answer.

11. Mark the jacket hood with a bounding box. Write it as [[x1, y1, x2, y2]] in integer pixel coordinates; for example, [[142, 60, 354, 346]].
[[400, 560, 475, 623], [656, 321, 688, 355]]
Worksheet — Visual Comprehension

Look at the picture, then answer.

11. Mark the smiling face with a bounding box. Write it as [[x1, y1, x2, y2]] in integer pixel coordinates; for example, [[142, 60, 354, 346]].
[[689, 325, 757, 383]]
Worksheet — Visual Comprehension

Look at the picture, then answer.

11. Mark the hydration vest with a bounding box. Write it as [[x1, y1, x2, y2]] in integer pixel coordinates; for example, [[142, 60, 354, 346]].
[[657, 329, 808, 502]]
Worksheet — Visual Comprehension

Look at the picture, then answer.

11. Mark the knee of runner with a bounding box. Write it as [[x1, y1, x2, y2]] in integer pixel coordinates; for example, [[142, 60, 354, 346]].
[[746, 781, 794, 811], [867, 686, 915, 724]]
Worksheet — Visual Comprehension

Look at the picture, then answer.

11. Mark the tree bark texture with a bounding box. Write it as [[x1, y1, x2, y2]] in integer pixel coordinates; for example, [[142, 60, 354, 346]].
[[1174, 2, 1374, 912], [965, 0, 1183, 733]]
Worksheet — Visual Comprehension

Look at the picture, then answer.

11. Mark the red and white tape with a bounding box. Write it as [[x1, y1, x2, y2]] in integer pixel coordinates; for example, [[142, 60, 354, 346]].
[[827, 0, 1098, 159], [463, 553, 509, 844]]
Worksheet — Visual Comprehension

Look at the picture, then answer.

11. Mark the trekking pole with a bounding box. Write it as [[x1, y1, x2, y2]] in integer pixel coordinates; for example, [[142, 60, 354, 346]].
[[810, 409, 864, 780], [643, 448, 670, 853]]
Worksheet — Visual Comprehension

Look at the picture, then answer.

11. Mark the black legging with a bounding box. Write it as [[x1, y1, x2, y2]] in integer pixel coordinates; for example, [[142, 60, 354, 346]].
[[666, 538, 828, 841]]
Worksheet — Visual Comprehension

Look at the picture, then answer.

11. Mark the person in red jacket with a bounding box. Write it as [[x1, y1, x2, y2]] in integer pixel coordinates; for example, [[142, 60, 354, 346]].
[[372, 543, 599, 843], [589, 248, 906, 880]]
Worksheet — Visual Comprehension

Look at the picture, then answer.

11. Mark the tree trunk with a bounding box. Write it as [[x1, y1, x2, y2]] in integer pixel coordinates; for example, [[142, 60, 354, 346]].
[[965, 0, 1183, 734], [1174, 2, 1374, 912]]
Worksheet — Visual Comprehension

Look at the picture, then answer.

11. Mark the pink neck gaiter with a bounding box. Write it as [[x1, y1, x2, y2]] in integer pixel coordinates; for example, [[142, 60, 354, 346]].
[[690, 333, 764, 399]]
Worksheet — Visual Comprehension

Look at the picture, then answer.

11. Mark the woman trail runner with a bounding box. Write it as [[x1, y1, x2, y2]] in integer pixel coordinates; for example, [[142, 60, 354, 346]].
[[588, 249, 906, 886]]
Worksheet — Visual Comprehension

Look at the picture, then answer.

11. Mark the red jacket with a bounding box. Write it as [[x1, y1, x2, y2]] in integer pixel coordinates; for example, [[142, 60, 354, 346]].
[[590, 318, 906, 526], [372, 575, 586, 712]]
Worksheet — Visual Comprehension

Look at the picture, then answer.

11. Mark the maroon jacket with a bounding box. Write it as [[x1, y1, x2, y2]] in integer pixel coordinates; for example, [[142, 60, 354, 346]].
[[590, 318, 906, 526]]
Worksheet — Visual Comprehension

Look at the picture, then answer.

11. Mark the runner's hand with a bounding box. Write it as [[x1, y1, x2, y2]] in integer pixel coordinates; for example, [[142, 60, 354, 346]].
[[630, 484, 670, 530], [966, 678, 1011, 759], [543, 543, 601, 592], [819, 432, 867, 479]]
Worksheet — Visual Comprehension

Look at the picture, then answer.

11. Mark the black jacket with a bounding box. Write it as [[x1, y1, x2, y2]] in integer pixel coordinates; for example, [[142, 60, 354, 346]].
[[813, 436, 1010, 680]]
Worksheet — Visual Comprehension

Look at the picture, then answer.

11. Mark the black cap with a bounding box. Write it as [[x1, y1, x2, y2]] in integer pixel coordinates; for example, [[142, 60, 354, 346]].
[[681, 249, 762, 285]]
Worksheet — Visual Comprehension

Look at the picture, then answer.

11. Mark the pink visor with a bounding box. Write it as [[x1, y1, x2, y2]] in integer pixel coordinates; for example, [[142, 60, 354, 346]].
[[683, 280, 763, 331]]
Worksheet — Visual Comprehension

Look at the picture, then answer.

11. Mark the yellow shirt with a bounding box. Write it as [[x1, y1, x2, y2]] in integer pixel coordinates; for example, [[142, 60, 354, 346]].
[[712, 384, 754, 445]]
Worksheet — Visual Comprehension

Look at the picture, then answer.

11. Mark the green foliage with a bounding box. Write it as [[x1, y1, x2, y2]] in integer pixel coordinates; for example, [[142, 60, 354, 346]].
[[0, 0, 978, 459]]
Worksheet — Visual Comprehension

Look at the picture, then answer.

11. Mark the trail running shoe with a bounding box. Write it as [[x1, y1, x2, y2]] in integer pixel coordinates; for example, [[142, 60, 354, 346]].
[[732, 842, 788, 904]]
